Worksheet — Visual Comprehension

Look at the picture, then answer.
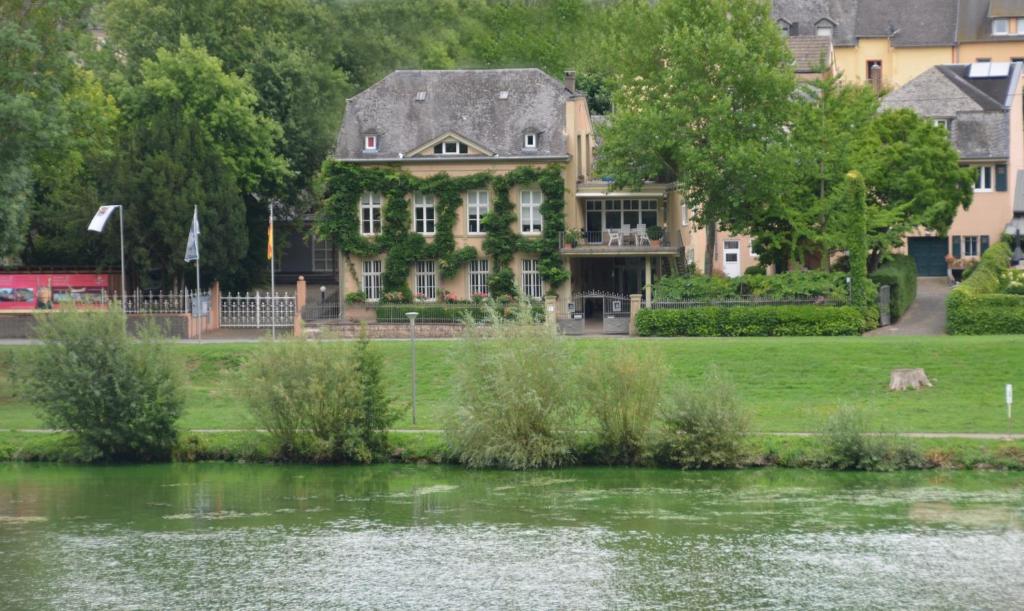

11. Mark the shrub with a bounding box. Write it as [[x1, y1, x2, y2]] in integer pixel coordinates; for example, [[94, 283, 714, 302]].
[[870, 254, 917, 320], [446, 302, 579, 469], [947, 243, 1024, 334], [345, 291, 366, 304], [654, 271, 863, 302], [635, 305, 870, 336], [646, 225, 664, 241], [819, 407, 924, 471], [19, 309, 184, 461], [744, 264, 766, 275], [239, 334, 399, 462], [656, 369, 748, 469], [578, 349, 666, 465]]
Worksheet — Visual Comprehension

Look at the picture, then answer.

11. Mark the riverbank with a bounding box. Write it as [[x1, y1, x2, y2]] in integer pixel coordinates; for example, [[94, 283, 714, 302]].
[[3, 335, 1023, 434], [3, 430, 1023, 471]]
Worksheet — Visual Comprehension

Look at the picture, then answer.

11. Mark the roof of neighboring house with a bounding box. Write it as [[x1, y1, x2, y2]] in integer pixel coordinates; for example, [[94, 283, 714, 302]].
[[773, 0, 957, 48], [334, 69, 573, 161], [959, 0, 1024, 42], [880, 62, 1021, 160], [787, 35, 834, 72]]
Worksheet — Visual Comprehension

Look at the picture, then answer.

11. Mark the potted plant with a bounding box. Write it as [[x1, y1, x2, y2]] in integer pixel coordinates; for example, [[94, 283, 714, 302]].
[[646, 225, 665, 247], [564, 228, 582, 248]]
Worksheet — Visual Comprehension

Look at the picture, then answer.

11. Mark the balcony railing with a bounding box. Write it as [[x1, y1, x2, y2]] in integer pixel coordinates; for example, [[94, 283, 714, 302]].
[[558, 229, 681, 252]]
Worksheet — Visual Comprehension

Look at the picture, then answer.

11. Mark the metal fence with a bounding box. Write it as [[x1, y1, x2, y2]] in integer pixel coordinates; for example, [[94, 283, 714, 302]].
[[364, 302, 492, 324], [649, 296, 849, 309], [102, 290, 206, 315], [301, 301, 341, 323], [221, 292, 295, 328]]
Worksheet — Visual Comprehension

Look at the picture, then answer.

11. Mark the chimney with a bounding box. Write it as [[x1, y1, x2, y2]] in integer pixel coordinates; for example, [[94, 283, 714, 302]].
[[564, 70, 576, 93], [790, 22, 799, 37]]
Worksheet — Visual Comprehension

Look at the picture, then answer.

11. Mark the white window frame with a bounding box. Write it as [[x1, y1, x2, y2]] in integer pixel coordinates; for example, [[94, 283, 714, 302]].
[[975, 165, 994, 192], [993, 18, 1010, 35], [469, 259, 489, 297], [963, 236, 980, 257], [363, 134, 378, 152], [413, 193, 436, 235], [524, 133, 537, 149], [520, 189, 543, 234], [311, 237, 333, 272], [816, 25, 833, 37], [467, 190, 489, 234], [933, 118, 952, 130], [362, 259, 382, 302], [521, 259, 542, 299], [360, 192, 382, 235], [415, 260, 437, 301]]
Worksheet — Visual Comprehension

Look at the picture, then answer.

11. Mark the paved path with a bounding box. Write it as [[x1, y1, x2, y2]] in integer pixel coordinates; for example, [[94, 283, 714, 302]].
[[867, 277, 951, 336]]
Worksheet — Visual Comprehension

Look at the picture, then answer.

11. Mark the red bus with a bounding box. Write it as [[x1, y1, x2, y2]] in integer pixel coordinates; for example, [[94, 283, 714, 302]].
[[0, 273, 114, 312]]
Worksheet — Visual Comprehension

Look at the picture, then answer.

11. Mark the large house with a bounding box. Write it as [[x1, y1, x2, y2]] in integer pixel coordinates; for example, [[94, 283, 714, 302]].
[[324, 68, 744, 314], [881, 61, 1024, 275]]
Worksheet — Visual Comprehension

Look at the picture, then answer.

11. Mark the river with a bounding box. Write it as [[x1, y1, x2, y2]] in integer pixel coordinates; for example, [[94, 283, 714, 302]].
[[1, 464, 1022, 609]]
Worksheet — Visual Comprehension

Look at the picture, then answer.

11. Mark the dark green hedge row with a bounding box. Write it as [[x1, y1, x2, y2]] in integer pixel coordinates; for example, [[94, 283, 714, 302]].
[[947, 243, 1024, 334], [635, 305, 873, 337], [870, 254, 918, 320]]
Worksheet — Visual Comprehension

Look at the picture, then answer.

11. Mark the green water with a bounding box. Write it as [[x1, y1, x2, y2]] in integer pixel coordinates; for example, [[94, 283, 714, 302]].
[[1, 465, 1022, 609]]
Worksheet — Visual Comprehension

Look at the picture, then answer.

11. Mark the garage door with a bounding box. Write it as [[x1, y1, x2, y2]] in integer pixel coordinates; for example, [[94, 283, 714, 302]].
[[907, 237, 948, 277]]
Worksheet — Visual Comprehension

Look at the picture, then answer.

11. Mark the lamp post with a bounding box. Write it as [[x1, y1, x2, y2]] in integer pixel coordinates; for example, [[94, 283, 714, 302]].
[[1013, 229, 1023, 267], [406, 311, 418, 425], [320, 285, 326, 304]]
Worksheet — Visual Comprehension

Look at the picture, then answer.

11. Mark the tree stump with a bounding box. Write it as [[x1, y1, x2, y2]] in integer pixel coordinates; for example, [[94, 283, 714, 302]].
[[889, 368, 932, 391]]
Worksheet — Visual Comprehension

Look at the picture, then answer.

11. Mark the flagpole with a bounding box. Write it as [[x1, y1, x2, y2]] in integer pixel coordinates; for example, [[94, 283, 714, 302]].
[[118, 206, 126, 300], [196, 226, 202, 343], [269, 202, 276, 340]]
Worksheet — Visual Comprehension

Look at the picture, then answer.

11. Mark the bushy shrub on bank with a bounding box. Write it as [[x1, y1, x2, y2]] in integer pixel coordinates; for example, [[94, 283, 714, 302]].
[[577, 349, 666, 465], [869, 254, 917, 320], [19, 310, 184, 461], [947, 243, 1024, 334], [655, 369, 749, 469], [819, 407, 925, 471], [635, 305, 872, 336], [446, 303, 579, 469], [239, 334, 398, 462], [653, 271, 861, 301]]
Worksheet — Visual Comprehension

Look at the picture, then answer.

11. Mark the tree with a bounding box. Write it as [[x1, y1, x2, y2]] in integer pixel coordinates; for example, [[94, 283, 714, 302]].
[[839, 171, 869, 305], [594, 0, 796, 275], [113, 37, 288, 287], [853, 109, 974, 268]]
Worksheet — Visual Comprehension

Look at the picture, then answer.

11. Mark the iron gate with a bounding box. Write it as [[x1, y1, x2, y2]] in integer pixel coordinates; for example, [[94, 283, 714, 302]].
[[560, 291, 631, 335], [220, 292, 295, 328]]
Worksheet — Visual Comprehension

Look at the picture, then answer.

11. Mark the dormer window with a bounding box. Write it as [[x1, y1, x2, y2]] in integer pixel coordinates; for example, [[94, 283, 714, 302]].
[[993, 18, 1010, 35], [524, 133, 537, 149], [434, 140, 468, 155], [363, 135, 378, 152], [777, 19, 791, 37], [815, 18, 835, 38]]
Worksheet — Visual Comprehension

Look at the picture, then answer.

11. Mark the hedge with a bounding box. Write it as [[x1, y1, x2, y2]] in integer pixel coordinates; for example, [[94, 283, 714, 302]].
[[635, 305, 873, 337], [947, 242, 1024, 334], [653, 271, 857, 301], [870, 254, 918, 320]]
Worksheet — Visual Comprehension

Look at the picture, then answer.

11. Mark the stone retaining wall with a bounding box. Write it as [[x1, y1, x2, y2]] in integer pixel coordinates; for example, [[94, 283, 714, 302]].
[[308, 322, 466, 339]]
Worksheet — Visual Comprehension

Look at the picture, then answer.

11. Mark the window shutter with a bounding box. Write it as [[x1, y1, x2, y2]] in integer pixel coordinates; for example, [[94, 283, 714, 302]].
[[952, 236, 961, 258], [981, 235, 990, 253], [996, 164, 1008, 191]]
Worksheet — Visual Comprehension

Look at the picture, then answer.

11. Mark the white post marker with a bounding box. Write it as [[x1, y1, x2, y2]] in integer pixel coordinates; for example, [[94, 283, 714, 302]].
[[1007, 383, 1013, 435]]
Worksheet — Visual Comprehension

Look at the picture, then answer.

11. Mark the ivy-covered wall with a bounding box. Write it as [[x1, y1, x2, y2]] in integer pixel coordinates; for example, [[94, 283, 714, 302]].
[[316, 161, 568, 299]]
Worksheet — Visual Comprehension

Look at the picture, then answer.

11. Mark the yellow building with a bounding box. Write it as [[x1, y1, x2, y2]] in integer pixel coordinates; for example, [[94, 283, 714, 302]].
[[774, 0, 958, 88], [956, 0, 1024, 62]]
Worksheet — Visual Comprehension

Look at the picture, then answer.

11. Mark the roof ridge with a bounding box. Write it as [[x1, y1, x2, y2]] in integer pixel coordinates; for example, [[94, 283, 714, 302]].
[[936, 65, 1006, 110]]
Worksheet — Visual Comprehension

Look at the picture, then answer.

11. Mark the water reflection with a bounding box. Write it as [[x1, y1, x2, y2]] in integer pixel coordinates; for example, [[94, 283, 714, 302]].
[[0, 464, 1022, 609]]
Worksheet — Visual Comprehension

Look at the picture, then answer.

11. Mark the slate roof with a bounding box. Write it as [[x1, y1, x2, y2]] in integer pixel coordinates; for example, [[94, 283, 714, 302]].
[[787, 35, 833, 72], [881, 62, 1021, 160], [958, 0, 1024, 42], [334, 69, 573, 161], [773, 0, 957, 48]]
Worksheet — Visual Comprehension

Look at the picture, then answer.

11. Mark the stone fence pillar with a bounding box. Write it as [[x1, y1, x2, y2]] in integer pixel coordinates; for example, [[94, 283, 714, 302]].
[[209, 281, 221, 332], [544, 295, 557, 327], [294, 276, 307, 337], [629, 293, 642, 336]]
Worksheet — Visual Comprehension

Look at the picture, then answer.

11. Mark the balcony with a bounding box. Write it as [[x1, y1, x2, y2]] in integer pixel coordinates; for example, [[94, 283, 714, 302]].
[[558, 229, 683, 257]]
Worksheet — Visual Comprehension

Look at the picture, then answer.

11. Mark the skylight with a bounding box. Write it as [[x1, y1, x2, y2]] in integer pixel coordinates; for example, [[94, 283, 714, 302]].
[[969, 62, 1011, 78]]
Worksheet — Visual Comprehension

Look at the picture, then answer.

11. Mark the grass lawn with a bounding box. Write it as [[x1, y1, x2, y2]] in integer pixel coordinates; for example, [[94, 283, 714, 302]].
[[1, 335, 1022, 434]]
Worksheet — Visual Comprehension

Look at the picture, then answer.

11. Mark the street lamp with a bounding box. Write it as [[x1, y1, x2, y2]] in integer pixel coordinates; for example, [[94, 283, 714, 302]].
[[406, 311, 418, 425]]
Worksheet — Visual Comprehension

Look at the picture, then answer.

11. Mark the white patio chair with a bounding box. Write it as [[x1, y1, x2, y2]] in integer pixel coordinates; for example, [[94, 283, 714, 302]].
[[607, 228, 623, 246], [635, 223, 650, 246], [621, 224, 633, 245]]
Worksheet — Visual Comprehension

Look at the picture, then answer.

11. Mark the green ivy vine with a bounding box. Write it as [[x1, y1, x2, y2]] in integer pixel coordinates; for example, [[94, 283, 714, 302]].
[[316, 161, 568, 298]]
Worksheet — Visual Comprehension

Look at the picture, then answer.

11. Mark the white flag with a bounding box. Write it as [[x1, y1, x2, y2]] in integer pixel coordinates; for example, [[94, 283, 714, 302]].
[[88, 205, 118, 232], [184, 207, 200, 263]]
